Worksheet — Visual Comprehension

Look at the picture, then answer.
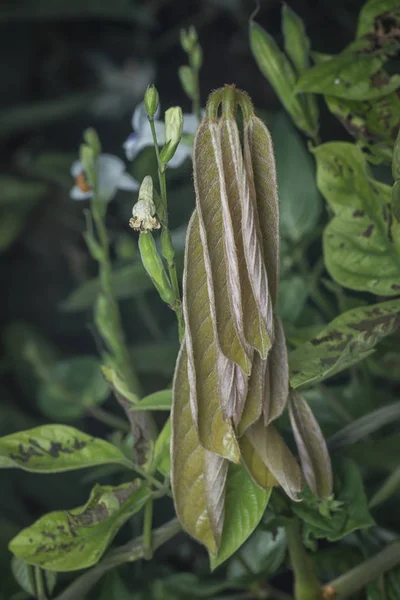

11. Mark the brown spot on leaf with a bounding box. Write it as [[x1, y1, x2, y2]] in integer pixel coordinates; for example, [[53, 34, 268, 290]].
[[362, 224, 374, 237], [353, 210, 365, 217], [311, 331, 344, 346], [392, 284, 400, 291]]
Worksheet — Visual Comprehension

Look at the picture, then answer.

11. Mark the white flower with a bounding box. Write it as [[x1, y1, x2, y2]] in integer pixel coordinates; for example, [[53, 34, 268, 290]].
[[123, 102, 200, 168], [70, 154, 139, 202], [129, 176, 160, 231]]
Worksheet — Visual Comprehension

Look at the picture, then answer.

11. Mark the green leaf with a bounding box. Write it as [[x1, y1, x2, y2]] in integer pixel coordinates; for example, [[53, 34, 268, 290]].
[[271, 113, 321, 243], [278, 276, 309, 324], [227, 526, 286, 579], [11, 558, 57, 597], [0, 425, 133, 472], [357, 0, 400, 38], [292, 459, 374, 543], [152, 418, 171, 477], [38, 356, 109, 420], [9, 481, 151, 571], [289, 299, 400, 389], [249, 21, 314, 135], [130, 390, 172, 411], [210, 463, 272, 570], [101, 365, 138, 406], [313, 142, 400, 294]]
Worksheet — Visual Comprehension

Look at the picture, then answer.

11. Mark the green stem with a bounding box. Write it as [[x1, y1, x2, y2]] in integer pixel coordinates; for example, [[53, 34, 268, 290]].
[[34, 567, 48, 600], [86, 406, 131, 433], [189, 60, 202, 123], [285, 519, 321, 600], [142, 499, 154, 559], [54, 518, 182, 600], [326, 541, 400, 599]]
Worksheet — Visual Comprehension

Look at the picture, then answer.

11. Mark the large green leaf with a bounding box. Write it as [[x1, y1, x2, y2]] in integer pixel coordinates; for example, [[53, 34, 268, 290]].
[[9, 481, 151, 571], [289, 298, 400, 389], [292, 459, 374, 544], [38, 356, 109, 420], [0, 425, 133, 472], [210, 463, 272, 570], [270, 113, 321, 243], [314, 142, 400, 294]]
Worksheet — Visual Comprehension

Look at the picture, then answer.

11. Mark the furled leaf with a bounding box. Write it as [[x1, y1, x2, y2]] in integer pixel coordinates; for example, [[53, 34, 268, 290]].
[[129, 390, 172, 411], [314, 142, 400, 294], [171, 343, 218, 554], [237, 353, 264, 437], [244, 115, 280, 307], [357, 0, 400, 38], [289, 298, 400, 389], [289, 391, 332, 498], [210, 463, 272, 570], [292, 459, 374, 543], [246, 419, 302, 500], [9, 481, 151, 570], [239, 434, 278, 489], [0, 425, 133, 472], [182, 212, 240, 462], [263, 317, 289, 425], [192, 118, 251, 373], [204, 450, 228, 546], [270, 112, 322, 243], [249, 21, 314, 135], [220, 116, 271, 358], [38, 356, 109, 420]]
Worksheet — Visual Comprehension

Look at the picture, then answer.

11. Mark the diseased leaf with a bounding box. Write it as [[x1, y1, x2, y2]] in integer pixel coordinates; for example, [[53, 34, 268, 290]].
[[0, 425, 133, 472], [244, 116, 280, 307], [289, 391, 332, 498], [193, 119, 251, 374], [357, 0, 400, 38], [314, 142, 400, 294], [182, 212, 240, 462], [246, 419, 302, 500], [270, 112, 322, 243], [289, 299, 400, 389], [9, 481, 151, 570], [293, 459, 374, 543], [220, 117, 271, 358], [171, 343, 218, 554], [239, 434, 278, 489], [263, 317, 289, 425], [210, 463, 272, 570], [129, 390, 172, 411]]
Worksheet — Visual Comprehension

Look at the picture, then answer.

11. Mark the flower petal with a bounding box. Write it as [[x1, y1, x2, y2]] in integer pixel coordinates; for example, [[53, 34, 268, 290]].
[[124, 121, 165, 161], [118, 172, 139, 191], [167, 143, 192, 168], [96, 154, 125, 201], [71, 160, 83, 177], [132, 101, 161, 133]]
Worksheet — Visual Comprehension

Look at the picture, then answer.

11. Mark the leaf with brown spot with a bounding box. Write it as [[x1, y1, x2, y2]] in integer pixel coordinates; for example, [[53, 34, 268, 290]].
[[182, 212, 240, 462], [240, 434, 278, 489], [289, 391, 332, 498], [289, 298, 400, 389], [314, 142, 400, 294], [171, 342, 220, 554], [246, 419, 302, 500], [9, 481, 151, 571]]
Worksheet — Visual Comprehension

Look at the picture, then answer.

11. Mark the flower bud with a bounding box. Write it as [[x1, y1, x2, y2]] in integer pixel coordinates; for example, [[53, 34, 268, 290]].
[[144, 84, 160, 119], [139, 231, 176, 306], [179, 65, 195, 99], [79, 144, 95, 186], [129, 176, 160, 231], [160, 107, 184, 164], [180, 26, 198, 53], [83, 128, 102, 157]]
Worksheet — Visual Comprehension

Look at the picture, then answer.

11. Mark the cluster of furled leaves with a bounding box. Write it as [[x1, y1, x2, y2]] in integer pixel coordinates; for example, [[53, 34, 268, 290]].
[[171, 87, 333, 564]]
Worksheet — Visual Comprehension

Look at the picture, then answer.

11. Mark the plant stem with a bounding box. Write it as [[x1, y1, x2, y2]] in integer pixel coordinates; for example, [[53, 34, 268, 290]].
[[34, 567, 48, 600], [54, 518, 182, 600], [189, 58, 202, 123], [285, 518, 321, 600], [142, 499, 154, 559], [325, 541, 400, 599], [87, 406, 131, 433]]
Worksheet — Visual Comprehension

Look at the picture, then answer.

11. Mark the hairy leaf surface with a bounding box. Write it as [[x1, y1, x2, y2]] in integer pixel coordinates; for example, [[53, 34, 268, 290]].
[[289, 299, 400, 389], [0, 425, 133, 472], [9, 482, 150, 570]]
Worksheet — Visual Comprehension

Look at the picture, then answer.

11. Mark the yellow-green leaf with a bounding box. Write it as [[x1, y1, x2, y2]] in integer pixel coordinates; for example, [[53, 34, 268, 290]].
[[239, 435, 278, 489]]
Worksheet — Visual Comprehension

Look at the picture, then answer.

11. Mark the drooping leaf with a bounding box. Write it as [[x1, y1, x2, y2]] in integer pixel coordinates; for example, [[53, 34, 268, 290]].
[[210, 463, 272, 570], [289, 391, 332, 498], [171, 343, 218, 554], [292, 459, 374, 543], [38, 356, 109, 420], [270, 112, 322, 243], [182, 212, 240, 462], [0, 425, 133, 472], [204, 450, 228, 546], [263, 317, 289, 425], [129, 390, 172, 411], [220, 116, 271, 359], [237, 353, 264, 437], [246, 419, 302, 500], [239, 434, 278, 489], [314, 142, 400, 294], [289, 298, 400, 389], [9, 481, 151, 570], [192, 118, 251, 374]]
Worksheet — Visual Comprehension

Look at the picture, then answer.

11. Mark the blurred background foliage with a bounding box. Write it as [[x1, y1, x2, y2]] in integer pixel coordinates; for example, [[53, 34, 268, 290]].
[[2, 0, 400, 598]]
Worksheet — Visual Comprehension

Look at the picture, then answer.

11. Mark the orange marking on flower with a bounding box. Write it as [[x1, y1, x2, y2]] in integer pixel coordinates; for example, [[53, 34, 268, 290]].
[[75, 172, 92, 193]]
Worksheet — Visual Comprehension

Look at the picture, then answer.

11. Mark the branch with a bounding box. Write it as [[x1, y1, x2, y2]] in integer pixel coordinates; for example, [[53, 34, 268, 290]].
[[54, 518, 181, 600]]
